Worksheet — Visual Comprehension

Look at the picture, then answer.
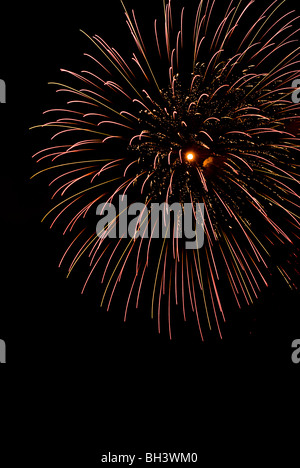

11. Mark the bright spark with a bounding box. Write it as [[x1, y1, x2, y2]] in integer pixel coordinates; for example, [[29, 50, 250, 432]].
[[186, 152, 194, 161]]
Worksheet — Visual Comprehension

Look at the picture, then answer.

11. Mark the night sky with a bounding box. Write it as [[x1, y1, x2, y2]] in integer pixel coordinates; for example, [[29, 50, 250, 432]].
[[1, 0, 299, 464]]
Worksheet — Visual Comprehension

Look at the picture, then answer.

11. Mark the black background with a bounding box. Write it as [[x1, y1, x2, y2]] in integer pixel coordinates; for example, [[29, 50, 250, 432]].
[[0, 0, 299, 465]]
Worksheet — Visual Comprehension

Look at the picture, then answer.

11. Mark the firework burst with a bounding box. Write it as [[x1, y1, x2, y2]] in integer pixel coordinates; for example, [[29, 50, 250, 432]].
[[31, 0, 300, 339]]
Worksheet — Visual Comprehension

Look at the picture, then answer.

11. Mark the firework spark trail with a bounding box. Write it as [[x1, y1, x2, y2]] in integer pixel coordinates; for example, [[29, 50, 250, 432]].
[[32, 0, 300, 339]]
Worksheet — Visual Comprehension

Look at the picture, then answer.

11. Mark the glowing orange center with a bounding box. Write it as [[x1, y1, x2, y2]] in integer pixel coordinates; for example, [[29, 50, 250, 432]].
[[186, 152, 195, 161]]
